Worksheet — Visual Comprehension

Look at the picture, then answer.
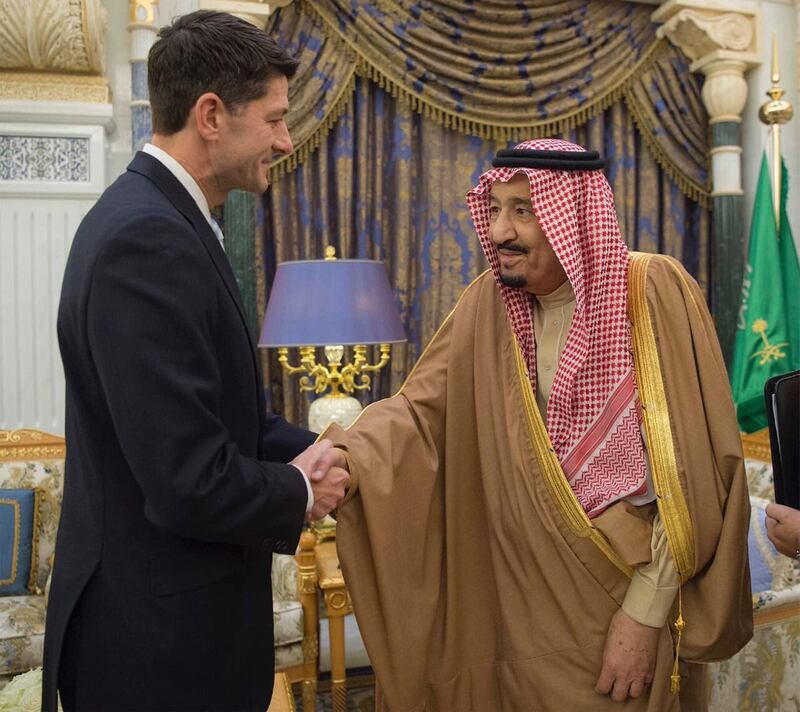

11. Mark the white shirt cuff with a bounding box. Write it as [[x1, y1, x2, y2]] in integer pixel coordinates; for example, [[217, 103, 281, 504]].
[[290, 464, 314, 514]]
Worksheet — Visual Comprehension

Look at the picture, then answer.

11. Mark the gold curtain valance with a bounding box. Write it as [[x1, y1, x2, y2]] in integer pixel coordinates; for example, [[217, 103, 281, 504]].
[[268, 0, 710, 207]]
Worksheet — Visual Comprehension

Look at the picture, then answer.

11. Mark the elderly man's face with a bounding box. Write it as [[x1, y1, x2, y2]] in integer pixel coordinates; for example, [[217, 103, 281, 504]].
[[488, 174, 567, 295]]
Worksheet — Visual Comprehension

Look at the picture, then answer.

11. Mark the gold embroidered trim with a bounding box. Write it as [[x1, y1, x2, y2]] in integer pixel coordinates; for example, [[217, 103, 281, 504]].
[[28, 489, 41, 593], [513, 340, 633, 578], [0, 499, 21, 586], [628, 252, 696, 583]]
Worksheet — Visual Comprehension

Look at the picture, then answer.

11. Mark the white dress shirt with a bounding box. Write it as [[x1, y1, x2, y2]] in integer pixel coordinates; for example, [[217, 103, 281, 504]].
[[141, 143, 314, 514]]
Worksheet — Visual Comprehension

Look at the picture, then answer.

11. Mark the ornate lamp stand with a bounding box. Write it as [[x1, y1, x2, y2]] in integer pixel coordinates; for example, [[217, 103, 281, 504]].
[[278, 340, 392, 432]]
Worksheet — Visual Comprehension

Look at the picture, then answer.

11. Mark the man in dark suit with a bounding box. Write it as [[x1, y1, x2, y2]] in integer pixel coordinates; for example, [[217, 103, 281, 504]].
[[42, 11, 348, 711]]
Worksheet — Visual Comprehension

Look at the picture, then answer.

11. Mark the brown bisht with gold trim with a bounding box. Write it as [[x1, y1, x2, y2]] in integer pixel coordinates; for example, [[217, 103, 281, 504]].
[[325, 260, 751, 711]]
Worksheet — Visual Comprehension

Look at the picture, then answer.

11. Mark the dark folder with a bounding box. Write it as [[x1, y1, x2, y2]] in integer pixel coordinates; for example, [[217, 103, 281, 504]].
[[764, 370, 800, 510]]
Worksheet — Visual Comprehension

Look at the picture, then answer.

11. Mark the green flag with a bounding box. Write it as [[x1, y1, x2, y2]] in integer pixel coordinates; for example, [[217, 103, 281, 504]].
[[731, 152, 800, 433]]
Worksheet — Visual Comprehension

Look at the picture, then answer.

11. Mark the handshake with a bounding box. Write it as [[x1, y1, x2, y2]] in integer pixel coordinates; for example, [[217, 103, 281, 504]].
[[291, 439, 350, 521]]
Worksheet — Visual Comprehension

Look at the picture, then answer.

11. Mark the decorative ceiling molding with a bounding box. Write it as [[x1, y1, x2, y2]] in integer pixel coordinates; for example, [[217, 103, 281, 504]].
[[0, 0, 108, 74]]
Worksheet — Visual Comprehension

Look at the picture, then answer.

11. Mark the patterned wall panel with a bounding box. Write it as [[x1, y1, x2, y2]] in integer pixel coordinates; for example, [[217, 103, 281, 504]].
[[0, 136, 90, 183]]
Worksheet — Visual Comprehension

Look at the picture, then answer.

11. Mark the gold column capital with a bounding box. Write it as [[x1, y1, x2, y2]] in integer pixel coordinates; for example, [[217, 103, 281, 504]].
[[652, 0, 759, 62], [0, 0, 107, 74], [653, 1, 762, 122], [129, 0, 160, 26]]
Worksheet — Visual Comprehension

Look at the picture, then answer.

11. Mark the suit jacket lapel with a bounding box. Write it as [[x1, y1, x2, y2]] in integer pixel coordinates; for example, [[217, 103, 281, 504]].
[[126, 151, 260, 370]]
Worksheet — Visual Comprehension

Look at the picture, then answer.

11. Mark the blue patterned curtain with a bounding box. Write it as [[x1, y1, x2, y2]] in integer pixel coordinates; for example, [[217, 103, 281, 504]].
[[261, 77, 709, 424], [256, 0, 712, 423], [268, 0, 709, 205]]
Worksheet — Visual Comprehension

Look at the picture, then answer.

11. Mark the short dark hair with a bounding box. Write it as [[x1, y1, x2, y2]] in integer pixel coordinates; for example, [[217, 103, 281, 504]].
[[148, 10, 299, 135]]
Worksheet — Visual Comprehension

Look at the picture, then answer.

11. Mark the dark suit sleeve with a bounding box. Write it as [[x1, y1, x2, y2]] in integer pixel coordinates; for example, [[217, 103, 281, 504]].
[[261, 413, 316, 462], [87, 214, 307, 547]]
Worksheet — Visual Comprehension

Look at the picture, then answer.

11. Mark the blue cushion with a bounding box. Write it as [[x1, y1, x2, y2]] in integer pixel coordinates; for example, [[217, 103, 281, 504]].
[[0, 489, 37, 595]]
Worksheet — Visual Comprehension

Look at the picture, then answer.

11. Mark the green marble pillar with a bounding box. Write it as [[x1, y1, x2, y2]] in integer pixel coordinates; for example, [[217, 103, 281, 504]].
[[222, 190, 260, 339], [711, 121, 745, 368]]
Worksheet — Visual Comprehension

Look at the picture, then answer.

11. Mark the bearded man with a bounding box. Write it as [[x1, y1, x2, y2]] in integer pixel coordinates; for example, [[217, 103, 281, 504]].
[[325, 139, 752, 711]]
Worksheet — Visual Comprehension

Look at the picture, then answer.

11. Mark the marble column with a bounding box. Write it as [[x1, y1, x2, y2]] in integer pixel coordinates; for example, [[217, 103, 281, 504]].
[[223, 191, 261, 338], [128, 1, 160, 152], [653, 0, 760, 367]]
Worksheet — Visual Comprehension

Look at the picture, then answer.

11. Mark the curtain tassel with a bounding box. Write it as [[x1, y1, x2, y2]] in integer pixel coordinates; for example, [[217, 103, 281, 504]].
[[670, 586, 685, 695]]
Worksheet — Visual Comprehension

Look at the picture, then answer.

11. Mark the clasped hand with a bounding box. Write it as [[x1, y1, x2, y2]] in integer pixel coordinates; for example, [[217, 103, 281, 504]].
[[291, 439, 350, 521]]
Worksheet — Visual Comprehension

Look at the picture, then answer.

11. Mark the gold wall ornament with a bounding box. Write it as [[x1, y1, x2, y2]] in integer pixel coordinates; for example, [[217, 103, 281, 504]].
[[0, 71, 110, 103], [0, 0, 107, 74], [129, 0, 159, 25]]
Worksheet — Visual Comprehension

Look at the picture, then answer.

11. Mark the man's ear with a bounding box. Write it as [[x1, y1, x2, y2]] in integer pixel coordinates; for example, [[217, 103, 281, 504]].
[[193, 92, 224, 141]]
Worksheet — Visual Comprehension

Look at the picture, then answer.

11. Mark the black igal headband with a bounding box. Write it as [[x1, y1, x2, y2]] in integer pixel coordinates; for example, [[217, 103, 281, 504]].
[[492, 148, 605, 171]]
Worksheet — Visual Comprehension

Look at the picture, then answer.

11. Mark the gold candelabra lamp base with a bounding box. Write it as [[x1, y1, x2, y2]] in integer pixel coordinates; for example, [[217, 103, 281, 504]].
[[277, 343, 391, 399], [277, 342, 392, 432]]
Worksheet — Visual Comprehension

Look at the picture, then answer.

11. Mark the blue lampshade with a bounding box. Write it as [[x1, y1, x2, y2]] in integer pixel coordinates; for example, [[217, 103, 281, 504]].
[[259, 259, 406, 347]]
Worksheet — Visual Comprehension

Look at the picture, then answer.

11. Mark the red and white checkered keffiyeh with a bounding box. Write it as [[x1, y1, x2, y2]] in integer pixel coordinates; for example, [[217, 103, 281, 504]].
[[466, 138, 648, 518]]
